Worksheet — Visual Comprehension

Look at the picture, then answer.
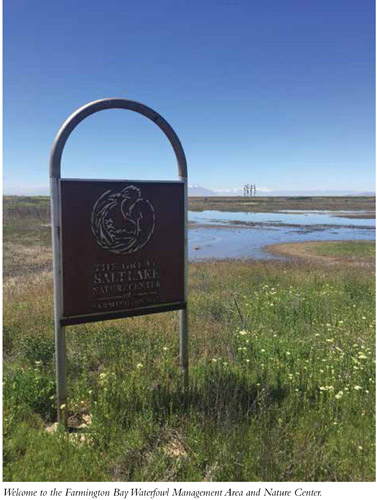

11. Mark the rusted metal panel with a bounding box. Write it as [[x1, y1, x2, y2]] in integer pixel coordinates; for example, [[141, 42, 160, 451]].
[[60, 179, 185, 322]]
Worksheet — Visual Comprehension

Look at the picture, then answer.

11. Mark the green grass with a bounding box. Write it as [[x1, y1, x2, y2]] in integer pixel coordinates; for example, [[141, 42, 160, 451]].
[[3, 260, 375, 481], [266, 241, 375, 267], [2, 197, 376, 481], [311, 241, 375, 259]]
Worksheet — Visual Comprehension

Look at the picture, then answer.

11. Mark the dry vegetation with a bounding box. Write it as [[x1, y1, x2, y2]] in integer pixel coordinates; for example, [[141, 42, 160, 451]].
[[189, 196, 376, 216]]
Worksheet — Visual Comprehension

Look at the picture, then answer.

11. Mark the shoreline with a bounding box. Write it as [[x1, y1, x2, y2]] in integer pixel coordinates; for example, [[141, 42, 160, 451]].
[[264, 240, 376, 267], [188, 220, 375, 231]]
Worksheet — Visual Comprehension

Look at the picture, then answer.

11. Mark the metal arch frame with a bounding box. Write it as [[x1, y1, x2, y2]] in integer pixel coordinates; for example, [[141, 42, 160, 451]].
[[50, 98, 187, 178], [50, 98, 189, 426]]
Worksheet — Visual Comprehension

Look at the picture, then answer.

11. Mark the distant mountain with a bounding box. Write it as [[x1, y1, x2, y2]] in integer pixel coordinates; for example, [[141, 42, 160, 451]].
[[213, 188, 244, 196], [188, 186, 246, 196], [188, 185, 217, 196], [187, 186, 376, 197], [255, 190, 376, 197]]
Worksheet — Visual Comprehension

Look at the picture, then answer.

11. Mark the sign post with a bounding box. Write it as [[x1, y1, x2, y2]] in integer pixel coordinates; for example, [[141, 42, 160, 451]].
[[50, 98, 188, 425]]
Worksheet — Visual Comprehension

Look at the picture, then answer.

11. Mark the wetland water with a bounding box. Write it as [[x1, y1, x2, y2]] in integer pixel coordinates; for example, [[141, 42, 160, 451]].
[[188, 210, 375, 260]]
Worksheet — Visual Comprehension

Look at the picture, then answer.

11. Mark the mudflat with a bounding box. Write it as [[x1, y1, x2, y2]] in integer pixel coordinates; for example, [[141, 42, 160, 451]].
[[188, 196, 375, 217]]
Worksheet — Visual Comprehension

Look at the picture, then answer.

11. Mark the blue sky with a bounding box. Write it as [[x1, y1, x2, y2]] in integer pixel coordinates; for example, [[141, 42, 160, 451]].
[[3, 0, 375, 194]]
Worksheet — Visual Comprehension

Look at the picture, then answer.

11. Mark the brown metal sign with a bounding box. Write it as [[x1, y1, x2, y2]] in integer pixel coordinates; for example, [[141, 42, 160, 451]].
[[50, 98, 189, 425], [60, 179, 185, 325]]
